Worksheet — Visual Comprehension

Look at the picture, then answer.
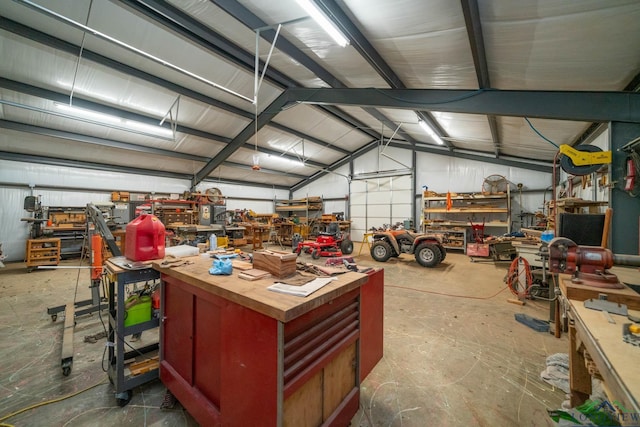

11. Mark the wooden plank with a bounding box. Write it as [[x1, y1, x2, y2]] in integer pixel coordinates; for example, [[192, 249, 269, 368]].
[[423, 194, 507, 200], [323, 342, 356, 420], [61, 303, 75, 360], [130, 356, 159, 376], [283, 370, 323, 427], [425, 208, 508, 213], [231, 260, 253, 271], [561, 278, 640, 311], [238, 269, 272, 281]]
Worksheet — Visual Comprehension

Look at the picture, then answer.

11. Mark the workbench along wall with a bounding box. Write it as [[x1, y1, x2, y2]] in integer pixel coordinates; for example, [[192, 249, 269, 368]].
[[0, 160, 288, 262], [294, 146, 552, 242]]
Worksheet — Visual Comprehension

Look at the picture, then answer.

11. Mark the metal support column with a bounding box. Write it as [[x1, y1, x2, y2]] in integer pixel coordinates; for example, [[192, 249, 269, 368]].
[[609, 122, 640, 254]]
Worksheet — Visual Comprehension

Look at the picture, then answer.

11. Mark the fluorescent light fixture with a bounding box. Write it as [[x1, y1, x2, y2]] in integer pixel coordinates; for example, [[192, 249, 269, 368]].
[[418, 118, 444, 145], [352, 168, 413, 181], [54, 103, 174, 139], [268, 154, 305, 168], [295, 0, 349, 47]]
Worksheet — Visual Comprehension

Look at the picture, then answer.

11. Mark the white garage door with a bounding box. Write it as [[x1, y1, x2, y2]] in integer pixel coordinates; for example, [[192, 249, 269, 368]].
[[350, 174, 413, 242]]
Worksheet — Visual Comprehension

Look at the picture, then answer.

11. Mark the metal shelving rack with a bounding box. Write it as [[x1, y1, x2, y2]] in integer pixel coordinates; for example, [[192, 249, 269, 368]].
[[105, 261, 160, 406]]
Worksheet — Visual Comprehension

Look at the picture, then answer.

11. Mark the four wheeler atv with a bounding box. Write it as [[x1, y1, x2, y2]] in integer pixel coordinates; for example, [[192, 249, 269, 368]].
[[370, 229, 446, 267]]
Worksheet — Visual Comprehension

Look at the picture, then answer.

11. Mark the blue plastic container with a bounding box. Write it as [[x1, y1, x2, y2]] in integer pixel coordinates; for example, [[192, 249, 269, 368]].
[[541, 230, 554, 243]]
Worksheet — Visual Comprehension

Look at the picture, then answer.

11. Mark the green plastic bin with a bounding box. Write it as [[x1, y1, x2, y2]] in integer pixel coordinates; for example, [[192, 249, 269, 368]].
[[124, 295, 152, 327]]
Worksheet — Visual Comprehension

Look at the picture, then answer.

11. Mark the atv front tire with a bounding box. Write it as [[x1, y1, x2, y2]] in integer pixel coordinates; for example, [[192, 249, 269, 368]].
[[370, 241, 393, 262], [415, 243, 442, 267]]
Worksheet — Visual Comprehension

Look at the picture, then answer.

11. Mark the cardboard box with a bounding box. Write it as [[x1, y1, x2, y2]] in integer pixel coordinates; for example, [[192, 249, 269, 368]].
[[466, 243, 490, 257], [252, 250, 297, 279]]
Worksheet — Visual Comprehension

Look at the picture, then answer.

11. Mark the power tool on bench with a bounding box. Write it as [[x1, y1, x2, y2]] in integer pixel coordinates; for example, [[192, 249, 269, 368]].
[[623, 323, 640, 347], [547, 237, 640, 288]]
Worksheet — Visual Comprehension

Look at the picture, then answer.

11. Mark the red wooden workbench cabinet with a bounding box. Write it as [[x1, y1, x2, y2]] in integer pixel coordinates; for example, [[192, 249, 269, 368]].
[[156, 259, 383, 427]]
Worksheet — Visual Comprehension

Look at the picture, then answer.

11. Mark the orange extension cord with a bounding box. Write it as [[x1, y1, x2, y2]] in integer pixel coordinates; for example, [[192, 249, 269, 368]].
[[506, 256, 533, 298]]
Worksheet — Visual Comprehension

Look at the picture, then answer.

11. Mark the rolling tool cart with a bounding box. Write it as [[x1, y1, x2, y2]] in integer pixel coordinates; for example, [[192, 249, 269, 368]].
[[105, 259, 160, 407]]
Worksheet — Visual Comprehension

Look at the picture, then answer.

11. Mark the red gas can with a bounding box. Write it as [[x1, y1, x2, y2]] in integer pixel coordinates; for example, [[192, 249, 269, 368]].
[[125, 214, 166, 261]]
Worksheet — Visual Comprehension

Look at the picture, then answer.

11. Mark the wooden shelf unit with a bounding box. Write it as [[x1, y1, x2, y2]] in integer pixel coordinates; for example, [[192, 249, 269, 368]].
[[422, 190, 512, 235], [422, 227, 468, 253], [274, 197, 323, 239], [148, 199, 200, 226], [25, 238, 61, 271]]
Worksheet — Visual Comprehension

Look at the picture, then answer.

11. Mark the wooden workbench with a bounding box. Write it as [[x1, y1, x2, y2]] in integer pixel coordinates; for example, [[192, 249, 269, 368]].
[[567, 298, 640, 421], [152, 256, 383, 426]]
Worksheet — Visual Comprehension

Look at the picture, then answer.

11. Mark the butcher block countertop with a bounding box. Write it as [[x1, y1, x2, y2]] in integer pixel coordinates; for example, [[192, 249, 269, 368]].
[[152, 255, 368, 323]]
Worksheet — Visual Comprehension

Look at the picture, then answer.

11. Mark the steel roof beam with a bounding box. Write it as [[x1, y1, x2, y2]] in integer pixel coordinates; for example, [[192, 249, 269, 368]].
[[0, 77, 330, 170], [127, 0, 385, 146], [209, 0, 420, 143], [193, 92, 291, 187], [221, 161, 307, 179], [0, 19, 252, 117], [0, 150, 290, 190], [0, 119, 203, 161], [286, 88, 640, 123], [290, 139, 381, 191], [0, 19, 336, 166], [0, 77, 232, 141], [388, 142, 552, 173], [571, 70, 640, 146], [269, 122, 350, 155], [0, 119, 307, 179], [122, 0, 295, 88], [316, 0, 453, 150], [460, 0, 500, 157], [0, 150, 194, 180]]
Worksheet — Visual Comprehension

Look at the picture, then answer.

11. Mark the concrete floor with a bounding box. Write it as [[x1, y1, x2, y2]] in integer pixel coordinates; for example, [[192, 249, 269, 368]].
[[0, 244, 568, 426]]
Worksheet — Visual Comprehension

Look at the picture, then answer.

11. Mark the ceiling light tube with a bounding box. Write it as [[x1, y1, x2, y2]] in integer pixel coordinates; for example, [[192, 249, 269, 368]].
[[54, 103, 174, 139], [17, 0, 254, 103], [418, 118, 444, 145], [295, 0, 349, 47]]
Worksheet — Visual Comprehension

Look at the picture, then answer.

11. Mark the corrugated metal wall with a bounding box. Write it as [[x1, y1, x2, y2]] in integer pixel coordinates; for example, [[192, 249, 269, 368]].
[[0, 160, 288, 262]]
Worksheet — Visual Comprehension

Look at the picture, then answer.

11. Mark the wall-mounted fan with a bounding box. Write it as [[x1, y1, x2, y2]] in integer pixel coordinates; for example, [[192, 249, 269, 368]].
[[482, 174, 508, 195]]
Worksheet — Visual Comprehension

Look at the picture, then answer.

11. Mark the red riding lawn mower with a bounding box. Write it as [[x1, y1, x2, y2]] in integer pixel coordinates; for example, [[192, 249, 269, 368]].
[[295, 222, 354, 259], [370, 229, 446, 267]]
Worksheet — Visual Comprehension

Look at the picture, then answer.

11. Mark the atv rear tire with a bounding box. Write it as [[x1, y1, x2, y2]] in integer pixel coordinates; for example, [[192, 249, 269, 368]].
[[340, 238, 354, 255], [415, 242, 442, 267], [370, 241, 393, 262], [438, 245, 447, 261]]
